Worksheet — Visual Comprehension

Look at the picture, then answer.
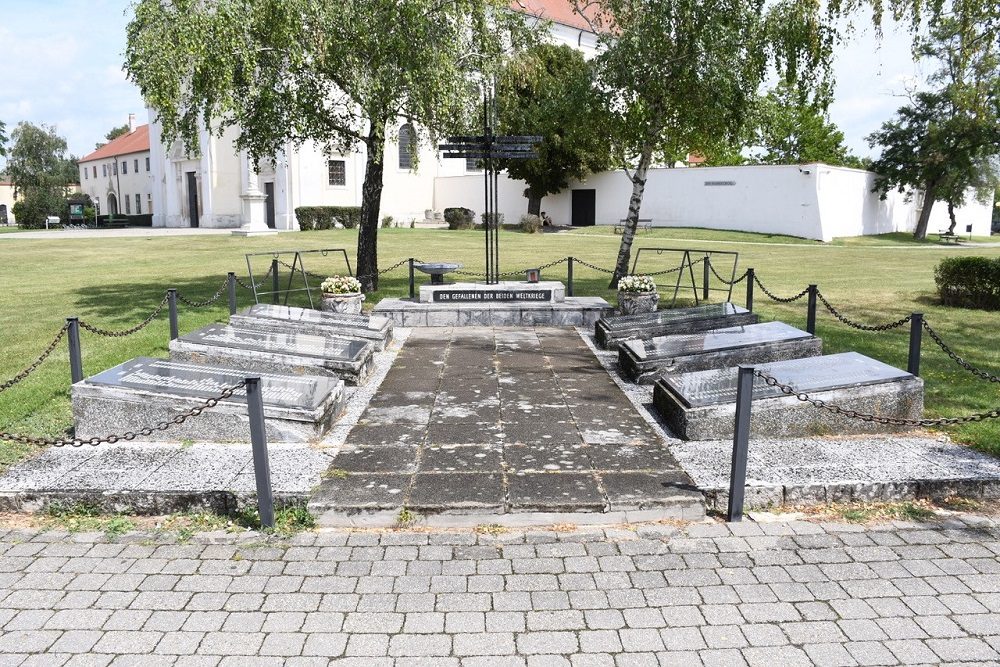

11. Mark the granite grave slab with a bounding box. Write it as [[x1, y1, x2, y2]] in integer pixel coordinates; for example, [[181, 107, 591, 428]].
[[229, 304, 393, 350], [619, 321, 822, 383], [169, 323, 375, 385], [595, 302, 759, 349], [653, 352, 924, 439], [73, 357, 345, 443]]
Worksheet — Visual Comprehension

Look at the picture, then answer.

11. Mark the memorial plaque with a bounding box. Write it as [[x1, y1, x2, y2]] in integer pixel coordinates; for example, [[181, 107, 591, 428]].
[[85, 357, 336, 410], [179, 324, 369, 362], [596, 302, 759, 349], [243, 304, 375, 327], [663, 352, 912, 408], [627, 322, 811, 360], [602, 302, 748, 329], [433, 289, 552, 303], [233, 304, 392, 349]]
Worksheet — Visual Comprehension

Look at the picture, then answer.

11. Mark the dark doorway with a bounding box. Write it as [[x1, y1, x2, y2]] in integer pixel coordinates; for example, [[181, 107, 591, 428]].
[[0, 204, 7, 225], [186, 171, 199, 228], [264, 182, 276, 229], [571, 189, 596, 227]]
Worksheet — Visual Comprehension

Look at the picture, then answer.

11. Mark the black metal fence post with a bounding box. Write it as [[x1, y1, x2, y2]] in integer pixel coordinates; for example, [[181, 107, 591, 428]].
[[227, 273, 237, 315], [806, 284, 818, 335], [66, 317, 83, 384], [727, 365, 755, 522], [246, 376, 275, 529], [271, 259, 280, 305], [703, 256, 710, 301], [408, 258, 415, 300], [908, 313, 924, 376], [745, 268, 755, 312], [567, 256, 574, 297], [167, 289, 179, 341]]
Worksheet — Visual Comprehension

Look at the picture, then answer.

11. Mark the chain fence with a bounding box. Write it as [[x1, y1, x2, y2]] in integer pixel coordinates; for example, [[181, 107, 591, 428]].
[[922, 321, 1000, 384], [752, 274, 810, 303], [754, 369, 1000, 427], [235, 266, 273, 291], [0, 325, 69, 394], [0, 381, 246, 448], [707, 261, 750, 286], [176, 277, 230, 308], [78, 293, 170, 338], [815, 291, 913, 332]]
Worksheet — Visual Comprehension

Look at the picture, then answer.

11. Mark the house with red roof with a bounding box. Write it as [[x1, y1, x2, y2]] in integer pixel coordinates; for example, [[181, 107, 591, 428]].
[[78, 114, 153, 220]]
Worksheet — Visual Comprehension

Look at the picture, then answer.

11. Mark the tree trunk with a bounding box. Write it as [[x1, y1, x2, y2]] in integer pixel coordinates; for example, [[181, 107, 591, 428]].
[[527, 194, 542, 217], [610, 143, 653, 288], [947, 199, 957, 234], [913, 181, 938, 240], [357, 121, 386, 292]]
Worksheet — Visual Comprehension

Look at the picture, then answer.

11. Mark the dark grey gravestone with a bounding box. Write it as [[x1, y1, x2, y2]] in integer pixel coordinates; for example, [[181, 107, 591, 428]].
[[72, 357, 344, 443], [595, 302, 759, 349], [619, 321, 822, 383], [653, 352, 924, 439], [230, 304, 393, 350], [169, 324, 374, 385]]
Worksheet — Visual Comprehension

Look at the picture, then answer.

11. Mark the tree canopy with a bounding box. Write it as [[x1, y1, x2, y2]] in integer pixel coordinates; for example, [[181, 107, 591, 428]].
[[126, 0, 533, 289], [496, 43, 611, 216], [0, 120, 7, 158], [868, 5, 1000, 238], [6, 122, 77, 228], [96, 123, 131, 150]]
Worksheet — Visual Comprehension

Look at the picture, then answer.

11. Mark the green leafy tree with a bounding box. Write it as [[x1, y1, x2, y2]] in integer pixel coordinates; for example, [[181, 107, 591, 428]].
[[496, 44, 611, 215], [6, 122, 76, 228], [126, 0, 532, 290], [869, 6, 1000, 238], [95, 123, 131, 150], [750, 81, 866, 167], [0, 120, 7, 158], [576, 0, 844, 285]]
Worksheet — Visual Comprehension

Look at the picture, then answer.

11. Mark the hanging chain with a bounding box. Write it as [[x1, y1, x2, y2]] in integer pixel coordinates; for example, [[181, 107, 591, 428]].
[[377, 257, 416, 276], [754, 370, 1000, 426], [922, 321, 1000, 383], [0, 381, 246, 448], [0, 325, 69, 394], [176, 277, 230, 308], [707, 261, 749, 286], [815, 292, 913, 332], [572, 258, 616, 274], [79, 293, 169, 337], [235, 266, 273, 291], [753, 275, 810, 303]]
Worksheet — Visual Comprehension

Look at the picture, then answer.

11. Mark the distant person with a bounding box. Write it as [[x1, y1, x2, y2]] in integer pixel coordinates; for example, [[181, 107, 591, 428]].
[[541, 211, 553, 227]]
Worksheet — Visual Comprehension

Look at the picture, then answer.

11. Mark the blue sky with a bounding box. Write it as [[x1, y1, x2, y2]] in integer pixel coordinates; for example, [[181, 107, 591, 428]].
[[0, 1, 922, 163]]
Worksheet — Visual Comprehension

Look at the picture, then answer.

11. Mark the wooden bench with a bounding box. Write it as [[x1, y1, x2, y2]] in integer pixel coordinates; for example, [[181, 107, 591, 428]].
[[614, 219, 653, 234], [936, 230, 960, 244]]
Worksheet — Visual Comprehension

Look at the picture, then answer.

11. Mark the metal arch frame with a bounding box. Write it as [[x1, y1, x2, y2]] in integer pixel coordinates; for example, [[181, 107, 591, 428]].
[[630, 247, 741, 307], [245, 248, 352, 307]]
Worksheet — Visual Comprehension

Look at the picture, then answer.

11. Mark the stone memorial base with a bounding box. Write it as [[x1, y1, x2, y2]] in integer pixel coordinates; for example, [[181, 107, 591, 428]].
[[373, 296, 611, 327], [653, 352, 924, 440], [169, 324, 375, 385], [619, 321, 822, 384], [229, 304, 393, 350], [595, 302, 759, 350], [72, 358, 345, 443]]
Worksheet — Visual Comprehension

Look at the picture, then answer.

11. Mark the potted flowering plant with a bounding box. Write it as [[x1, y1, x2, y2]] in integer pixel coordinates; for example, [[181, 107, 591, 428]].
[[617, 275, 658, 315], [320, 275, 365, 314]]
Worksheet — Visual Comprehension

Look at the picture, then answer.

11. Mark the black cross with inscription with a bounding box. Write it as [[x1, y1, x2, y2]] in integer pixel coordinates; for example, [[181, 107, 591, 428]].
[[439, 88, 541, 284]]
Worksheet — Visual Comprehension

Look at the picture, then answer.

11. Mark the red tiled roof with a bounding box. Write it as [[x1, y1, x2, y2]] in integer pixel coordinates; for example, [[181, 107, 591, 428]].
[[80, 124, 150, 162], [514, 0, 596, 32]]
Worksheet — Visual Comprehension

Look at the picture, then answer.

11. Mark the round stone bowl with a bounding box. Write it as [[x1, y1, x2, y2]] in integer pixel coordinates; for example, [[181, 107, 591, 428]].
[[415, 262, 464, 285]]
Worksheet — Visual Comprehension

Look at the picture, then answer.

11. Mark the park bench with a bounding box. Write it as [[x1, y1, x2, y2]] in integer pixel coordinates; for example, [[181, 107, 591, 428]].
[[614, 219, 653, 234], [936, 230, 960, 244]]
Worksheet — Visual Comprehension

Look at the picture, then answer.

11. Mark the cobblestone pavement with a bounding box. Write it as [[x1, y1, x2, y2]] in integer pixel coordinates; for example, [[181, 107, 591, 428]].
[[1, 514, 999, 665]]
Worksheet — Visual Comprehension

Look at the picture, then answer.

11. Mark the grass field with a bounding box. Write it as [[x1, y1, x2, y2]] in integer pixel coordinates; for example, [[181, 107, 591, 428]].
[[1, 226, 998, 469]]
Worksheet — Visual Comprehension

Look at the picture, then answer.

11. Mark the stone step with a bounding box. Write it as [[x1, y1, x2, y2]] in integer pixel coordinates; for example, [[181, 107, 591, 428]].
[[619, 321, 822, 384], [653, 351, 924, 440], [373, 297, 612, 327], [595, 302, 758, 349], [72, 357, 345, 443], [169, 324, 375, 385], [229, 304, 393, 350]]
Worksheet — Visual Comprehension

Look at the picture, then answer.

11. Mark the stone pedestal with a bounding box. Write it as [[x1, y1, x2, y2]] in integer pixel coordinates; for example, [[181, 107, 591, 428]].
[[229, 304, 393, 350], [231, 191, 276, 236]]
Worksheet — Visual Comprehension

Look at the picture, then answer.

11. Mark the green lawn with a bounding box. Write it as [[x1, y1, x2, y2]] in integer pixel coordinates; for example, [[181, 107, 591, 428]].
[[1, 227, 999, 469]]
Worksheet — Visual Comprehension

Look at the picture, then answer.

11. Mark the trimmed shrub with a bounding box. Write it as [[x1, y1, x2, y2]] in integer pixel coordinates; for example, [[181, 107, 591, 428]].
[[519, 214, 542, 234], [381, 215, 394, 229], [935, 256, 1000, 310], [481, 212, 504, 228], [444, 207, 475, 230], [295, 206, 362, 231]]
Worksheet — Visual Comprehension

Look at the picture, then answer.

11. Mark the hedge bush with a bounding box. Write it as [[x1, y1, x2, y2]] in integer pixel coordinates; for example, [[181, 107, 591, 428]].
[[295, 206, 362, 231], [481, 212, 505, 228], [935, 256, 1000, 310], [519, 214, 542, 234], [444, 207, 475, 230]]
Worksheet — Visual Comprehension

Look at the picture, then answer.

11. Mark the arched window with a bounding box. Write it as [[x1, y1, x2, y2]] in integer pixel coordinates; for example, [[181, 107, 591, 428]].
[[398, 123, 415, 170]]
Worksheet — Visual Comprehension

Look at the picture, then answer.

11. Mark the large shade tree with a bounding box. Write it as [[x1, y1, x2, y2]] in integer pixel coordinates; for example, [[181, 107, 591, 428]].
[[868, 6, 1000, 238], [6, 122, 77, 228], [0, 120, 7, 158], [495, 43, 611, 216], [126, 0, 532, 290]]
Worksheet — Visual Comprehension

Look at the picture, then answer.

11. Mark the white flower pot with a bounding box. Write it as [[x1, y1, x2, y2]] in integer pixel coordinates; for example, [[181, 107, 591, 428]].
[[321, 292, 364, 314], [617, 290, 658, 315]]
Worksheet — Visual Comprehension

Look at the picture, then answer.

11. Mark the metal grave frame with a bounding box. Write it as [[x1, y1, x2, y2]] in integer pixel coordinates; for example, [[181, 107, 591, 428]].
[[245, 248, 352, 308], [630, 247, 741, 307]]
